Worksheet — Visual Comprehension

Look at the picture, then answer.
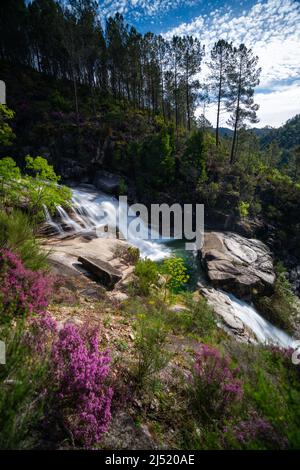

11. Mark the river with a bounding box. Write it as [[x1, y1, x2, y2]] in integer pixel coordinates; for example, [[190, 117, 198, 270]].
[[44, 184, 295, 349]]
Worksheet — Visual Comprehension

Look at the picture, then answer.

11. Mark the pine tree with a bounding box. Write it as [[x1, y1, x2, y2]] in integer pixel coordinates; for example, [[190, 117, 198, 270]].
[[180, 36, 205, 131], [207, 40, 232, 146], [226, 44, 261, 164]]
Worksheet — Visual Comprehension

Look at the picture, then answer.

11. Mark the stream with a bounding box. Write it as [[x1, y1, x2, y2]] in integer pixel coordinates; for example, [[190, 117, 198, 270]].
[[45, 185, 295, 349]]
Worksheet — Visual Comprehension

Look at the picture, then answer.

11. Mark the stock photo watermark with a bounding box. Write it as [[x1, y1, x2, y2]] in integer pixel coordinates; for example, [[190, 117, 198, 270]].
[[95, 197, 205, 251], [0, 340, 5, 365], [0, 80, 6, 105]]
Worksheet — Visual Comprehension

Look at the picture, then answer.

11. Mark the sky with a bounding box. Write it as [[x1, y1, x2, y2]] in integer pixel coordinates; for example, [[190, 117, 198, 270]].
[[99, 0, 300, 128]]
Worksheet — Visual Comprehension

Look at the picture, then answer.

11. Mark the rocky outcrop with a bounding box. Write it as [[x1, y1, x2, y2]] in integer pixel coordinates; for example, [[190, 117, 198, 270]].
[[200, 232, 275, 299], [200, 286, 295, 348], [43, 235, 134, 295], [78, 256, 122, 289], [200, 287, 257, 343]]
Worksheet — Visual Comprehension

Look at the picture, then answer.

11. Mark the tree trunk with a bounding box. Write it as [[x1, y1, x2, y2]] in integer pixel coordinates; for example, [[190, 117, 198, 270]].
[[216, 60, 223, 146], [230, 66, 242, 164]]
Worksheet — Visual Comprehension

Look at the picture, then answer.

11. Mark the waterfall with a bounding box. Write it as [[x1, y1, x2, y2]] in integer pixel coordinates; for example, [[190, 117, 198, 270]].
[[45, 185, 295, 349], [202, 287, 295, 349], [43, 204, 63, 235], [45, 186, 171, 261], [228, 293, 294, 348]]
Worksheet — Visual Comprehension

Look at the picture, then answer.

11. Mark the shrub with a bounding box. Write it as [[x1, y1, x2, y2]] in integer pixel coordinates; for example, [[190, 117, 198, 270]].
[[0, 320, 48, 449], [0, 210, 48, 270], [0, 104, 15, 146], [25, 312, 57, 354], [256, 264, 297, 332], [134, 258, 159, 296], [191, 344, 243, 420], [238, 201, 250, 218], [0, 157, 21, 207], [224, 412, 288, 449], [0, 156, 71, 220], [115, 245, 140, 265], [133, 311, 170, 388], [162, 256, 189, 294], [168, 296, 216, 339], [0, 249, 53, 321], [51, 323, 113, 448]]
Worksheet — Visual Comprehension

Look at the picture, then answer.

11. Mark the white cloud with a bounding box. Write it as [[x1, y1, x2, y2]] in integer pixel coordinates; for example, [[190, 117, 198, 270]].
[[164, 0, 300, 127], [100, 0, 300, 127], [199, 82, 300, 128], [255, 82, 300, 127]]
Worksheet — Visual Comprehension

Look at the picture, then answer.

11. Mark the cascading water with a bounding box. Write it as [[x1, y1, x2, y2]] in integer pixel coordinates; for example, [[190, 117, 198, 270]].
[[45, 186, 171, 261], [228, 293, 294, 348], [201, 287, 295, 349], [45, 185, 295, 349]]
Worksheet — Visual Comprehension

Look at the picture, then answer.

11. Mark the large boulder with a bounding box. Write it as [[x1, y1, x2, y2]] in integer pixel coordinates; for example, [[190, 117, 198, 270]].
[[78, 256, 122, 289], [200, 232, 275, 299]]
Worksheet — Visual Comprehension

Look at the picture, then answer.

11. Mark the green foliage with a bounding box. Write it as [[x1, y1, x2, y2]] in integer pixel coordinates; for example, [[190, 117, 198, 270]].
[[134, 258, 159, 296], [50, 90, 72, 112], [0, 320, 48, 449], [167, 295, 216, 339], [0, 210, 48, 270], [135, 123, 175, 189], [0, 157, 21, 206], [114, 245, 140, 265], [197, 181, 220, 208], [238, 200, 250, 218], [162, 257, 189, 293], [0, 105, 15, 146], [133, 310, 170, 388], [118, 177, 127, 195], [256, 264, 298, 333], [182, 130, 207, 183], [0, 156, 71, 220], [242, 348, 300, 448]]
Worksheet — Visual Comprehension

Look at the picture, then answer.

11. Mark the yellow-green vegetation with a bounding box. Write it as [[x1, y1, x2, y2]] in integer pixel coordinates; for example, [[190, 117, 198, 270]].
[[0, 155, 71, 221], [0, 105, 15, 146], [0, 209, 48, 270]]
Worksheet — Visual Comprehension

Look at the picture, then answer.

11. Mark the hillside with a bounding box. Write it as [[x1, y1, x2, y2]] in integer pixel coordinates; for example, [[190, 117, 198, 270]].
[[1, 0, 300, 454]]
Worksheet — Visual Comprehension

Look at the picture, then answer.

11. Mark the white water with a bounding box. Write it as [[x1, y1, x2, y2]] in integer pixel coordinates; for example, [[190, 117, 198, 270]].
[[45, 185, 295, 349], [45, 186, 171, 261], [203, 288, 295, 349], [228, 293, 294, 348]]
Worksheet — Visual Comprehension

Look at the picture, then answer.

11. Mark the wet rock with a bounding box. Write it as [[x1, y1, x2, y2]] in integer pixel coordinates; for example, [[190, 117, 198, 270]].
[[200, 232, 275, 299]]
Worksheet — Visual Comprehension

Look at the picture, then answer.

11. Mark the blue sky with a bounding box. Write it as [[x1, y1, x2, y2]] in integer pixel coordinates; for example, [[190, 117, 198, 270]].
[[100, 0, 300, 128]]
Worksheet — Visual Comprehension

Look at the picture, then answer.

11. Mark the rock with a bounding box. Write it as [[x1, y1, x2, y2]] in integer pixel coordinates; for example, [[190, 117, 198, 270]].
[[78, 256, 122, 289], [169, 304, 188, 313], [80, 286, 106, 300], [107, 291, 129, 302], [200, 287, 257, 343], [59, 158, 88, 181], [200, 232, 275, 299], [100, 411, 157, 450], [94, 170, 123, 195]]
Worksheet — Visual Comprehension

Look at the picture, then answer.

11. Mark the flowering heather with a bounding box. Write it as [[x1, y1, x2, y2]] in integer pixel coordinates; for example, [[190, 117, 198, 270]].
[[51, 323, 113, 447], [226, 412, 288, 449], [0, 249, 53, 320], [192, 344, 243, 418], [26, 312, 58, 354]]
